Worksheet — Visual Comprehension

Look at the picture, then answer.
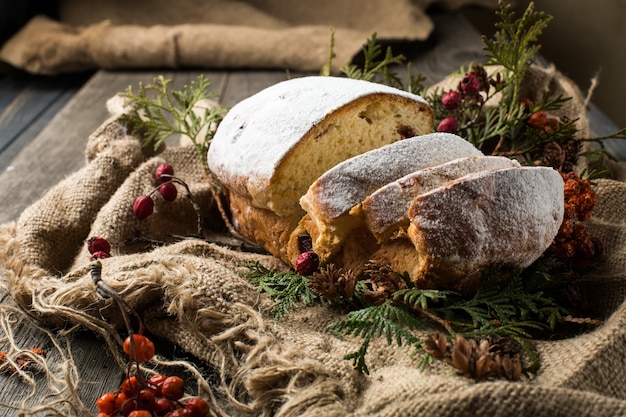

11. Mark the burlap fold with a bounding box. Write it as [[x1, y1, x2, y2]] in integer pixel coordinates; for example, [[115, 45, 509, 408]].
[[0, 0, 499, 76], [1, 73, 626, 415]]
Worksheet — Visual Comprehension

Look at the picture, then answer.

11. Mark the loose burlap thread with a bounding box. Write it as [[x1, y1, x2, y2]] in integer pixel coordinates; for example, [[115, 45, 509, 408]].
[[1, 72, 626, 416]]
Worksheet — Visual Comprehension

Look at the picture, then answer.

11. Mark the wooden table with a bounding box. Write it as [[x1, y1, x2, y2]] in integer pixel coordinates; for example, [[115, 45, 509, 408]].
[[0, 10, 621, 416]]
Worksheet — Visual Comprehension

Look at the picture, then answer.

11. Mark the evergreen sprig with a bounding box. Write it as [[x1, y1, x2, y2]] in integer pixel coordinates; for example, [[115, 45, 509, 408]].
[[329, 261, 574, 375], [338, 33, 426, 93], [483, 1, 552, 106], [244, 261, 321, 320], [328, 300, 427, 374], [119, 75, 226, 175]]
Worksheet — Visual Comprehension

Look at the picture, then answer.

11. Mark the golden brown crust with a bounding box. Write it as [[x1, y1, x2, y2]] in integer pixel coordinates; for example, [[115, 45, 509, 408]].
[[227, 191, 301, 265]]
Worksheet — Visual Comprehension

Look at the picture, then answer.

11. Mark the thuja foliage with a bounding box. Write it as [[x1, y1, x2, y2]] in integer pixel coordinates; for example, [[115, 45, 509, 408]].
[[244, 261, 321, 320], [328, 261, 573, 375], [119, 75, 226, 176]]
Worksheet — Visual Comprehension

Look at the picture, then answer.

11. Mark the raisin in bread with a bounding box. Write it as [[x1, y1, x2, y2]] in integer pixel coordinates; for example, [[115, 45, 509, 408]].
[[357, 155, 521, 243], [207, 76, 434, 261], [294, 133, 483, 264], [370, 166, 563, 294]]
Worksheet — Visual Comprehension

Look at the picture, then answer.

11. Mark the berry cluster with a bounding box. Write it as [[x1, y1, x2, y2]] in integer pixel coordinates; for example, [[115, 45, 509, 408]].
[[133, 164, 179, 220], [435, 65, 495, 135], [88, 237, 212, 417], [95, 368, 211, 417], [295, 234, 319, 275], [549, 171, 602, 268]]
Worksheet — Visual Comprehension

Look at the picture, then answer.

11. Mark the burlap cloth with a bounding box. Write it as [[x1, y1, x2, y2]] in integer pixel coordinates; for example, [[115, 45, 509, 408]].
[[0, 0, 498, 75], [0, 67, 625, 415]]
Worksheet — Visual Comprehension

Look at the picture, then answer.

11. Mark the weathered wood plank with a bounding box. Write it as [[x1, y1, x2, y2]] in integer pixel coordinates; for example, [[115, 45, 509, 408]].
[[0, 70, 227, 224]]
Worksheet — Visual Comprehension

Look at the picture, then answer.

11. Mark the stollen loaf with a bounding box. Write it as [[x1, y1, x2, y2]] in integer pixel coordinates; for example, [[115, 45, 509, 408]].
[[208, 76, 434, 217], [207, 76, 434, 262]]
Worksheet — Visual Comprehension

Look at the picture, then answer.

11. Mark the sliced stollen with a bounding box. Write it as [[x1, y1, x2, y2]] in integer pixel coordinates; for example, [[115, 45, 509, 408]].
[[296, 133, 484, 263], [405, 166, 564, 293], [207, 75, 433, 263], [207, 75, 433, 217], [359, 155, 521, 243]]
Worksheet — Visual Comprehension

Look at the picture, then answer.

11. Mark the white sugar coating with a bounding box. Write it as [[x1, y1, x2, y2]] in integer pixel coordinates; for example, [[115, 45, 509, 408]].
[[301, 132, 483, 221], [408, 166, 564, 281], [207, 76, 433, 215], [362, 155, 521, 241]]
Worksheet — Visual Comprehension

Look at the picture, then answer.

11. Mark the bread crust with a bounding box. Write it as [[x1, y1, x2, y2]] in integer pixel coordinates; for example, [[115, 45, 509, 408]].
[[406, 166, 564, 291]]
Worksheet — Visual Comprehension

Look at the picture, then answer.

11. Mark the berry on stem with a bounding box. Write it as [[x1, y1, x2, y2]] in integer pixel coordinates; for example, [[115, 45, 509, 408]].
[[161, 375, 185, 400], [133, 195, 154, 219], [155, 163, 174, 183], [442, 90, 462, 110], [87, 236, 111, 255], [460, 73, 481, 94], [437, 117, 459, 134], [159, 182, 178, 202], [123, 334, 155, 363]]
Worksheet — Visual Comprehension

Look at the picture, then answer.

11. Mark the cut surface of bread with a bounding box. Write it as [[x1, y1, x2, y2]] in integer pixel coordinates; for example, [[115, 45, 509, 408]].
[[207, 76, 433, 217], [360, 155, 521, 243], [298, 133, 484, 261], [407, 166, 564, 292]]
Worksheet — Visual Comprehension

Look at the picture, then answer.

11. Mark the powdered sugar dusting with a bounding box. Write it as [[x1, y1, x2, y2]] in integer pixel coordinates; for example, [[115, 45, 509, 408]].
[[363, 155, 521, 239], [303, 133, 483, 220], [409, 166, 564, 276], [207, 76, 429, 199]]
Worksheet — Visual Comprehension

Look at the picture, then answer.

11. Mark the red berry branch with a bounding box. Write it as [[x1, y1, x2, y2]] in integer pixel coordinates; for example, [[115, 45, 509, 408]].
[[132, 163, 204, 238], [87, 238, 213, 417]]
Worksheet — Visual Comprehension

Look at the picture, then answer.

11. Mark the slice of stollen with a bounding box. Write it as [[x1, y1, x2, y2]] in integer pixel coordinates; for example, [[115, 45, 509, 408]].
[[359, 155, 521, 243], [297, 132, 483, 262], [407, 166, 564, 293]]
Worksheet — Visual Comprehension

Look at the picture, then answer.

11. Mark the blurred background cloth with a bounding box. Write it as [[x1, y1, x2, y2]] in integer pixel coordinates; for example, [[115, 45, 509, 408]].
[[0, 0, 498, 75]]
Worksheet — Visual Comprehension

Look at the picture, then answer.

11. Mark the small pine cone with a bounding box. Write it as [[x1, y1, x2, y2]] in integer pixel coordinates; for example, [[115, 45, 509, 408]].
[[540, 141, 566, 169], [560, 138, 581, 172], [423, 332, 448, 360]]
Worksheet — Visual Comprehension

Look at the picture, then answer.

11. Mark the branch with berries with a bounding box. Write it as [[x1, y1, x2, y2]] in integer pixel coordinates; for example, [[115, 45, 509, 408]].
[[86, 239, 218, 417]]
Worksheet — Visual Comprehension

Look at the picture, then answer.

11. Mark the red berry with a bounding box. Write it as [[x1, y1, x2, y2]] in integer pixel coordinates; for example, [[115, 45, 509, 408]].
[[138, 389, 156, 409], [87, 236, 111, 255], [441, 90, 462, 110], [149, 373, 168, 395], [121, 376, 140, 397], [133, 195, 154, 219], [436, 117, 459, 134], [155, 163, 174, 183], [90, 251, 111, 261], [528, 110, 548, 129], [161, 376, 185, 400], [154, 397, 175, 414], [184, 398, 211, 417], [96, 392, 117, 414], [123, 334, 155, 363], [295, 251, 319, 275], [460, 73, 480, 94], [159, 182, 178, 202], [128, 411, 152, 417], [168, 408, 193, 417]]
